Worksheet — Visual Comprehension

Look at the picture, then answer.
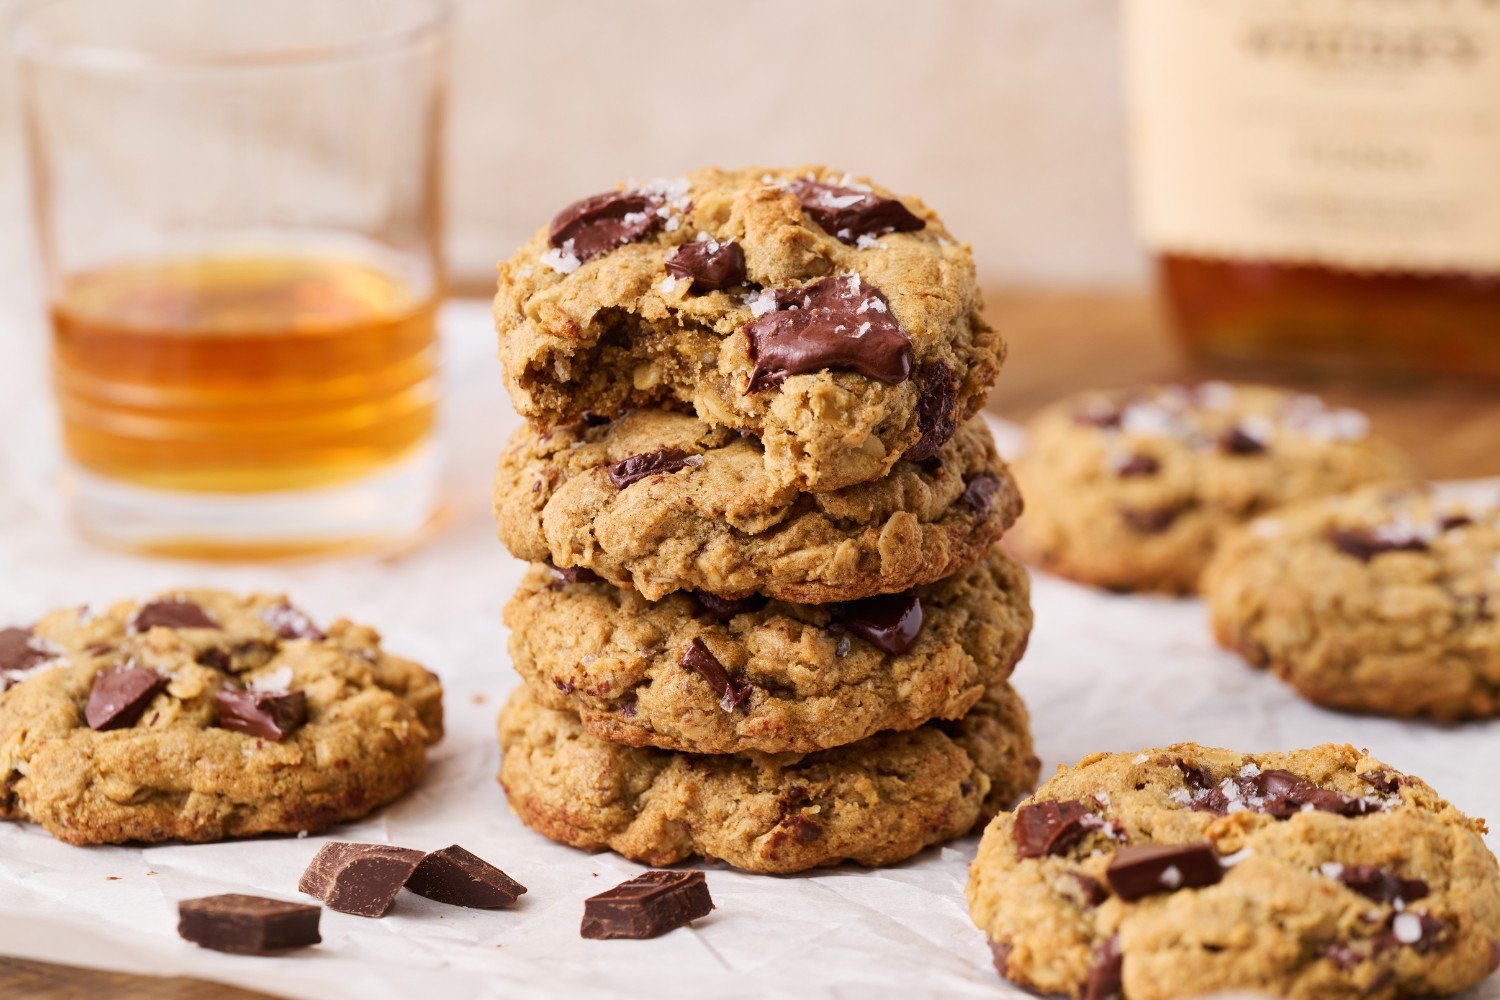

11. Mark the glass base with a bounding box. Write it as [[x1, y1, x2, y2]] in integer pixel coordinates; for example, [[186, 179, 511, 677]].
[[67, 445, 442, 560]]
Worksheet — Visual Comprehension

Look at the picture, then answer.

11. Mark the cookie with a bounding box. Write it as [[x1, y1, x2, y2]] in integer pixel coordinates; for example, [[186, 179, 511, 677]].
[[966, 744, 1500, 999], [1008, 383, 1415, 594], [1204, 486, 1500, 720], [493, 165, 1001, 493], [497, 680, 1037, 874], [0, 590, 443, 845], [505, 548, 1031, 755], [493, 408, 1018, 603]]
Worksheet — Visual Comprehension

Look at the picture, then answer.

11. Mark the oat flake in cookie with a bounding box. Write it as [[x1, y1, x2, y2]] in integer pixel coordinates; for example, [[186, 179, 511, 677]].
[[967, 744, 1500, 999], [0, 590, 442, 845], [1009, 383, 1415, 594], [1206, 485, 1500, 720], [493, 165, 1000, 493]]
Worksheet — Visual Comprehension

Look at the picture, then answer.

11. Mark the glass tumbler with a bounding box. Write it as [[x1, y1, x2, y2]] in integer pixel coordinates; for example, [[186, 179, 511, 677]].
[[12, 0, 449, 558]]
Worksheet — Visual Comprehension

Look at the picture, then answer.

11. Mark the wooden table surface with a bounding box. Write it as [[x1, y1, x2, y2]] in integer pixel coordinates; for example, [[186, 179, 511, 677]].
[[3, 290, 1496, 1000]]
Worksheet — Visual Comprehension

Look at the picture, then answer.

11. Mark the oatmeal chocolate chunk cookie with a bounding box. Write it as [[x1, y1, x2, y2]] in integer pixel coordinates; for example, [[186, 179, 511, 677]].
[[1009, 383, 1414, 594], [1205, 486, 1500, 720], [494, 165, 1000, 493], [967, 744, 1500, 1000], [505, 549, 1031, 755], [0, 590, 443, 845], [497, 681, 1037, 874], [493, 408, 1018, 603]]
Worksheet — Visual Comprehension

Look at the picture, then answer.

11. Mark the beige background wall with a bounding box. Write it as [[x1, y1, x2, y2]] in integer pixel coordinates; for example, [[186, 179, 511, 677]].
[[0, 0, 1145, 297]]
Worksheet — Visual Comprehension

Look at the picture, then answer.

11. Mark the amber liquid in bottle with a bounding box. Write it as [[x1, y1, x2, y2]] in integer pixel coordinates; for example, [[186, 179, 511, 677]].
[[50, 254, 439, 495]]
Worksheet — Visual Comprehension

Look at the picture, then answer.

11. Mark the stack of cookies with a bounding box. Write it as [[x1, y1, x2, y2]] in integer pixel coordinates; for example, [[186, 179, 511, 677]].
[[489, 166, 1040, 873]]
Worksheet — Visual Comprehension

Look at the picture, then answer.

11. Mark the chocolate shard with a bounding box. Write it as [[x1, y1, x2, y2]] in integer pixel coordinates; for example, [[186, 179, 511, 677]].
[[745, 274, 912, 391], [1220, 426, 1268, 455], [298, 842, 425, 918], [958, 473, 1000, 515], [902, 360, 958, 462], [406, 845, 527, 909], [1335, 864, 1429, 905], [85, 664, 166, 731], [215, 689, 308, 742], [1114, 453, 1160, 478], [1106, 843, 1223, 901], [548, 189, 663, 262], [177, 894, 321, 954], [606, 448, 694, 489], [680, 638, 753, 712], [580, 870, 714, 940], [836, 593, 923, 655], [1328, 526, 1428, 562], [691, 592, 767, 623], [788, 178, 925, 245], [664, 239, 747, 292], [1119, 505, 1183, 534], [131, 600, 219, 632], [1084, 935, 1123, 1000], [260, 602, 324, 641], [1014, 800, 1100, 859]]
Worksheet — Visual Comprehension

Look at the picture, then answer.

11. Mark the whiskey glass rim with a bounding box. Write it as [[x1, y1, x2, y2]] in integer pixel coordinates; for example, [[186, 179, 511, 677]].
[[10, 0, 451, 71]]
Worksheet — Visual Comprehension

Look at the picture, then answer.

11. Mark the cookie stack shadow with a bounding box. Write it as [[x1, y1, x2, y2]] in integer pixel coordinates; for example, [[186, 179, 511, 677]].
[[487, 166, 1039, 874]]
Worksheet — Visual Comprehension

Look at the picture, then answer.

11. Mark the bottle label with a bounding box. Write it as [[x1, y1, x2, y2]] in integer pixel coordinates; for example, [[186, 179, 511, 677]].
[[1125, 0, 1500, 272]]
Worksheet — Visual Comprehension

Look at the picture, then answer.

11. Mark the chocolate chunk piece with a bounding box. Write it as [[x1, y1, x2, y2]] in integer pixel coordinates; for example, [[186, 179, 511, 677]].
[[85, 664, 166, 731], [836, 593, 923, 655], [1106, 843, 1223, 901], [902, 360, 958, 462], [1171, 757, 1216, 790], [691, 592, 767, 623], [1064, 872, 1110, 908], [131, 600, 219, 632], [1333, 864, 1428, 905], [1192, 768, 1381, 819], [1220, 426, 1268, 455], [664, 239, 746, 291], [177, 894, 321, 954], [1119, 505, 1183, 534], [260, 602, 324, 641], [777, 813, 822, 843], [1328, 525, 1428, 562], [1014, 800, 1100, 859], [580, 870, 714, 940], [0, 627, 49, 674], [958, 473, 1000, 515], [1438, 513, 1473, 531], [606, 448, 694, 489], [745, 274, 911, 391], [1360, 768, 1407, 795], [549, 189, 663, 263], [298, 842, 425, 918], [788, 178, 925, 245], [551, 563, 601, 584], [1085, 935, 1123, 1000], [406, 845, 527, 909], [1114, 453, 1160, 477], [989, 940, 1013, 978], [215, 689, 308, 741], [680, 638, 752, 712]]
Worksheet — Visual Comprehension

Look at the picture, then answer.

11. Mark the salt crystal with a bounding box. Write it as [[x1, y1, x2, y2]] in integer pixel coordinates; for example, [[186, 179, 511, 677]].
[[1158, 865, 1183, 889], [664, 216, 680, 233], [747, 290, 777, 318], [1133, 753, 1150, 764], [1220, 849, 1253, 867], [1319, 862, 1345, 879], [856, 322, 871, 338], [659, 276, 680, 294], [515, 265, 533, 280], [1238, 763, 1261, 778], [540, 242, 581, 275], [249, 665, 294, 694], [1250, 519, 1282, 539], [1392, 912, 1423, 945], [855, 234, 880, 249]]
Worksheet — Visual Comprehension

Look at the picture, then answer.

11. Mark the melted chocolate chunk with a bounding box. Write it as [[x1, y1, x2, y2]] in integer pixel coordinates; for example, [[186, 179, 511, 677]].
[[1220, 426, 1268, 455], [902, 360, 958, 462], [1114, 454, 1160, 478], [1013, 800, 1099, 859], [606, 448, 693, 489], [745, 274, 911, 391], [777, 813, 823, 843], [196, 648, 232, 672], [958, 473, 1000, 515], [215, 689, 307, 742], [406, 845, 526, 909], [1106, 843, 1223, 901], [680, 638, 752, 712], [0, 628, 50, 686], [260, 602, 324, 641], [1119, 505, 1183, 534], [691, 592, 767, 623], [132, 600, 219, 632], [1192, 768, 1380, 819], [550, 563, 601, 584], [548, 189, 663, 262], [788, 178, 925, 244], [1171, 757, 1216, 790], [1085, 935, 1123, 1000], [85, 664, 166, 731], [1064, 872, 1109, 908], [1328, 526, 1429, 562], [298, 842, 425, 918], [1361, 768, 1407, 796], [177, 894, 321, 954], [1335, 864, 1428, 905], [664, 239, 746, 291], [580, 870, 714, 940], [836, 593, 923, 655]]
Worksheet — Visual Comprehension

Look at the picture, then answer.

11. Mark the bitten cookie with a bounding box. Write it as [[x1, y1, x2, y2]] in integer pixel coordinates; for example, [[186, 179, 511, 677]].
[[1009, 383, 1414, 594], [493, 165, 1001, 493], [967, 745, 1500, 1000], [497, 680, 1038, 875], [0, 591, 443, 845], [505, 548, 1032, 755], [1204, 486, 1500, 720], [492, 408, 1018, 603]]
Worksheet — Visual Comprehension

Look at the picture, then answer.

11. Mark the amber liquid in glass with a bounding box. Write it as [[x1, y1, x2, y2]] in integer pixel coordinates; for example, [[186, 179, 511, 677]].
[[50, 254, 439, 495]]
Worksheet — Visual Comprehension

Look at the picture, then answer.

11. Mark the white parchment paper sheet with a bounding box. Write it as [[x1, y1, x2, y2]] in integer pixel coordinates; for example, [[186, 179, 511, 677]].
[[0, 302, 1495, 998]]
